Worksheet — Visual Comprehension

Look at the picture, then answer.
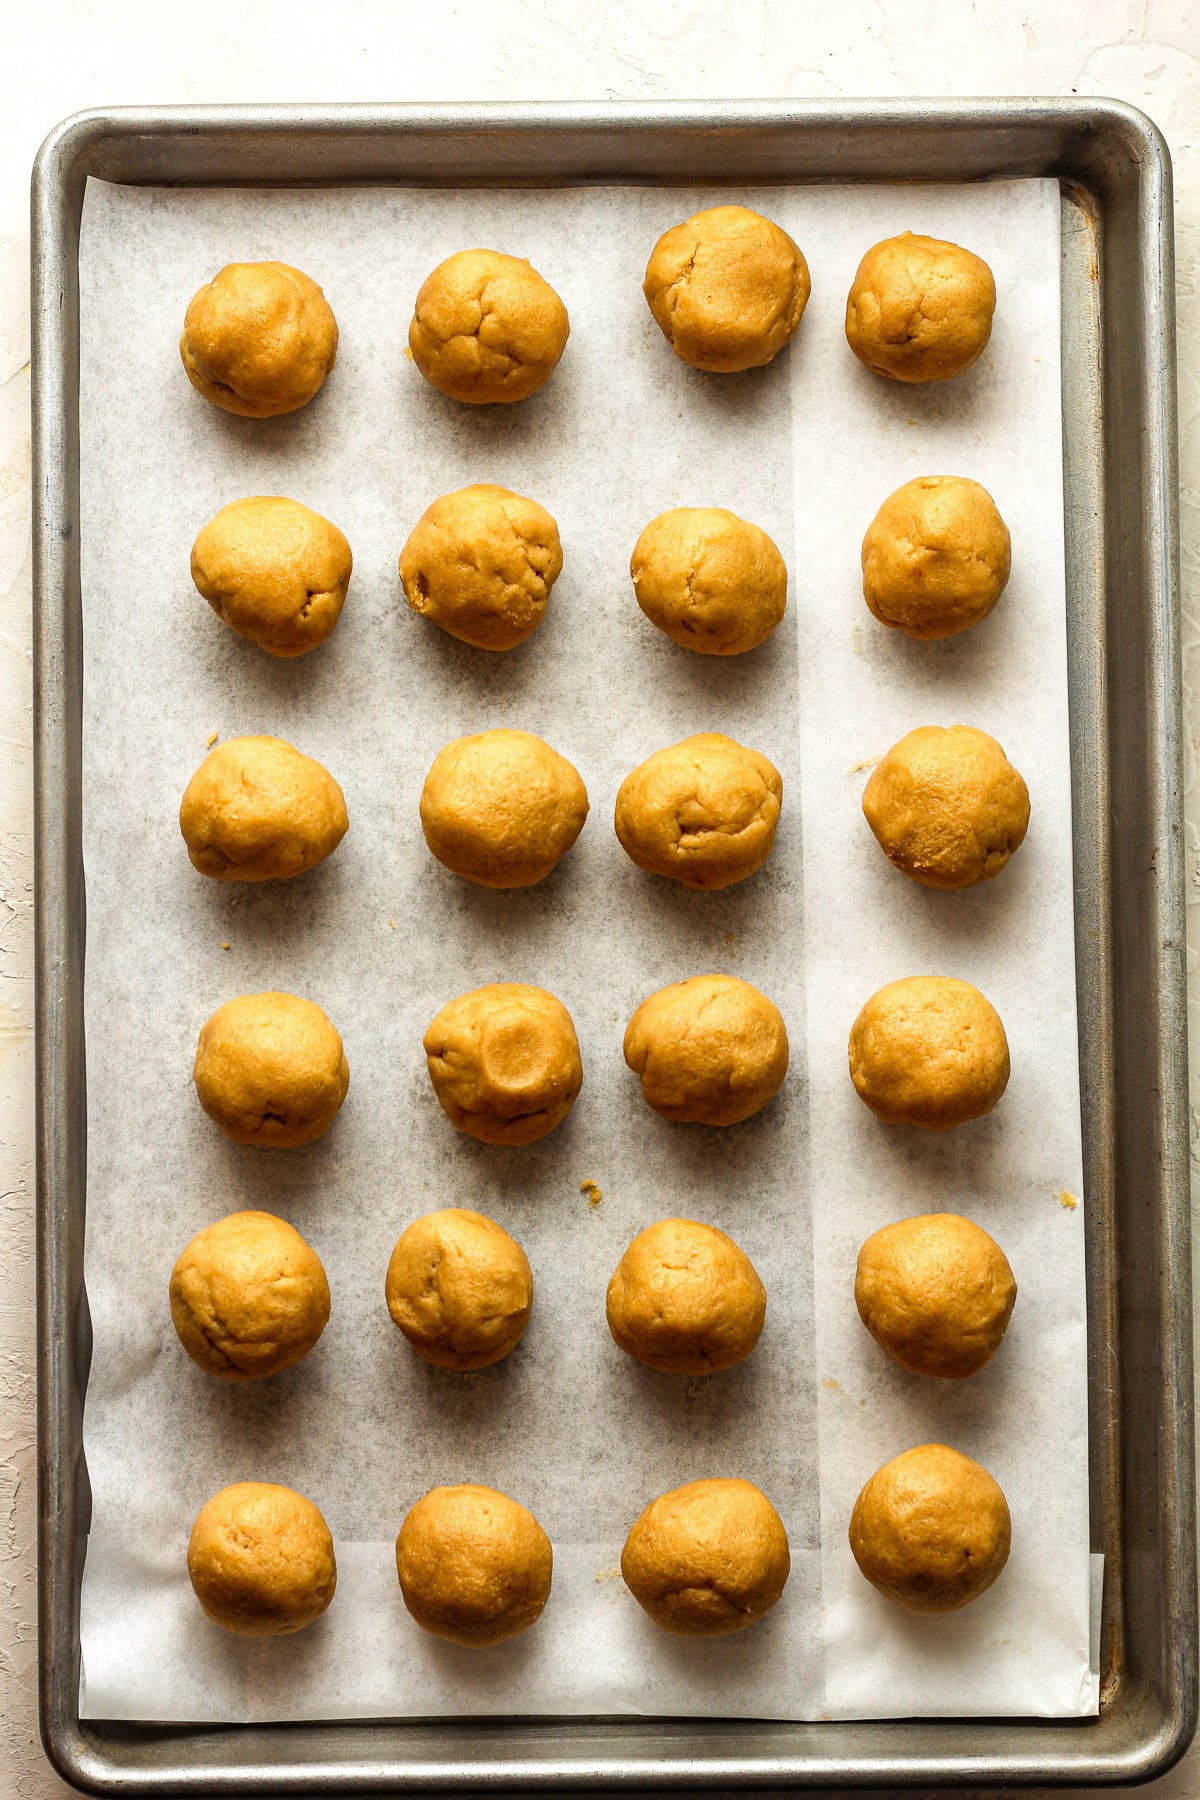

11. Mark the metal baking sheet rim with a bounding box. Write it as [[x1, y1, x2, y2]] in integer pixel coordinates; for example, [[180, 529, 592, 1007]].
[[30, 99, 1195, 1794]]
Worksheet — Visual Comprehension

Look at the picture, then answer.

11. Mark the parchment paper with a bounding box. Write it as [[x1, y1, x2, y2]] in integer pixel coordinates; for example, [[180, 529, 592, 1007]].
[[75, 174, 1095, 1723]]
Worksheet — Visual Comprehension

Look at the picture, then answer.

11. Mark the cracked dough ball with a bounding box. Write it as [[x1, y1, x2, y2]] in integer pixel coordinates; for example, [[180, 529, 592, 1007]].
[[621, 1478, 789, 1636], [409, 249, 569, 404], [606, 1217, 766, 1374], [624, 973, 788, 1127], [855, 1213, 1017, 1379], [385, 1207, 532, 1369], [179, 735, 348, 882], [420, 729, 588, 888], [846, 233, 995, 383], [614, 733, 782, 890], [424, 983, 582, 1145], [862, 725, 1030, 889], [170, 1209, 330, 1380], [862, 476, 1011, 640], [399, 484, 562, 651], [643, 205, 810, 373], [188, 1481, 336, 1635], [180, 262, 338, 417], [848, 976, 1010, 1130], [630, 507, 787, 656], [396, 1484, 552, 1647], [190, 496, 352, 658], [849, 1444, 1011, 1612], [193, 991, 349, 1146]]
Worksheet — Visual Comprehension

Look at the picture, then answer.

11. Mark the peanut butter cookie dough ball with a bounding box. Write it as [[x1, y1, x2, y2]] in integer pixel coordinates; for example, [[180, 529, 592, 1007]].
[[643, 206, 810, 373], [396, 1484, 553, 1647], [625, 974, 788, 1127], [190, 497, 352, 658], [424, 983, 582, 1146], [848, 976, 1010, 1131], [170, 1210, 330, 1380], [180, 262, 338, 417], [420, 729, 588, 888], [180, 736, 348, 882], [399, 484, 562, 652], [409, 249, 569, 404], [862, 477, 1011, 640], [622, 1478, 790, 1636], [845, 234, 995, 383], [188, 1481, 336, 1635], [849, 1444, 1011, 1612], [855, 1214, 1017, 1379], [862, 725, 1030, 890], [193, 991, 349, 1146], [607, 1218, 766, 1374], [630, 507, 787, 656], [386, 1207, 532, 1369], [614, 733, 782, 890]]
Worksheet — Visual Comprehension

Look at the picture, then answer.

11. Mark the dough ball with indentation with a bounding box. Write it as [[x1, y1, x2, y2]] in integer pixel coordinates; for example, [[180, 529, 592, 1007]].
[[424, 984, 582, 1145], [188, 1481, 336, 1635], [399, 484, 562, 651], [607, 1218, 766, 1374], [170, 1210, 330, 1379], [190, 496, 352, 658], [845, 234, 995, 383], [862, 725, 1029, 889], [643, 206, 810, 373], [848, 976, 1009, 1130], [862, 477, 1011, 640], [180, 262, 338, 417], [614, 733, 782, 889], [630, 507, 787, 656], [420, 729, 588, 888], [855, 1213, 1016, 1379], [386, 1207, 532, 1369], [179, 735, 348, 882], [193, 991, 349, 1146], [625, 974, 788, 1127], [409, 249, 569, 404], [622, 1478, 789, 1636], [849, 1444, 1011, 1612], [396, 1484, 552, 1646]]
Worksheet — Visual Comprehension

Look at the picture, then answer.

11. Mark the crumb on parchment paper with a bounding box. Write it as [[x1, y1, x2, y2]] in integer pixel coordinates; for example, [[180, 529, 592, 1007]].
[[851, 625, 864, 657], [848, 756, 880, 775], [387, 919, 396, 930], [220, 941, 231, 951], [580, 1178, 603, 1208], [206, 729, 218, 747], [1057, 1189, 1079, 1210], [594, 1566, 622, 1583]]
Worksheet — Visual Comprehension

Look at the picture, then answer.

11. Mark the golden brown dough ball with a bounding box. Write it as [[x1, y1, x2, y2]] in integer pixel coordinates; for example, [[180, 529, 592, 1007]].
[[621, 1478, 789, 1636], [385, 1207, 533, 1370], [624, 973, 788, 1127], [614, 733, 782, 890], [396, 1484, 552, 1646], [180, 262, 338, 417], [170, 1210, 330, 1380], [193, 991, 349, 1146], [862, 725, 1030, 889], [399, 485, 562, 652], [420, 729, 588, 888], [606, 1218, 765, 1374], [861, 477, 1011, 640], [190, 496, 352, 658], [849, 976, 1009, 1130], [643, 206, 810, 373], [849, 1444, 1011, 1612], [630, 507, 787, 656], [423, 983, 582, 1146], [845, 234, 995, 383], [179, 735, 348, 882], [855, 1214, 1017, 1379], [187, 1481, 336, 1635], [409, 249, 569, 404]]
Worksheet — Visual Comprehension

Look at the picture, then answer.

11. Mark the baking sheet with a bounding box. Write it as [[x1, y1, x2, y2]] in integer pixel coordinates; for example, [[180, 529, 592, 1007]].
[[74, 174, 1093, 1722]]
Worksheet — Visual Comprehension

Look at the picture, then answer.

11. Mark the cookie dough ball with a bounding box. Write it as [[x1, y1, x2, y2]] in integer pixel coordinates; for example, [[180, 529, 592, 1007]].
[[855, 1214, 1017, 1379], [643, 206, 810, 373], [862, 725, 1030, 889], [845, 234, 995, 383], [190, 496, 352, 658], [187, 1481, 336, 1635], [399, 484, 562, 652], [386, 1208, 533, 1369], [424, 983, 582, 1146], [420, 729, 588, 888], [848, 976, 1010, 1131], [179, 735, 348, 882], [862, 477, 1011, 640], [396, 1485, 552, 1647], [614, 733, 782, 890], [409, 249, 569, 404], [624, 974, 788, 1127], [607, 1218, 766, 1374], [193, 991, 349, 1146], [621, 1478, 789, 1636], [849, 1444, 1011, 1612], [170, 1210, 330, 1380], [630, 508, 787, 656], [180, 262, 338, 417]]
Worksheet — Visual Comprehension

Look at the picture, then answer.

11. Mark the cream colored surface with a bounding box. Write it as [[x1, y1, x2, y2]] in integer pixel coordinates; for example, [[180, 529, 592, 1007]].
[[861, 475, 1011, 640], [642, 204, 810, 372], [179, 734, 349, 882], [848, 975, 1010, 1130], [606, 1217, 766, 1373], [845, 234, 995, 383], [862, 724, 1030, 889], [192, 990, 349, 1146], [170, 1209, 330, 1380], [849, 1444, 1012, 1613], [630, 505, 787, 655], [187, 1481, 336, 1635], [190, 495, 352, 657], [408, 248, 569, 403], [854, 1213, 1017, 1379], [179, 261, 338, 416], [621, 1477, 790, 1636], [399, 482, 562, 650], [423, 982, 582, 1144], [385, 1207, 533, 1369], [614, 732, 782, 889], [395, 1484, 553, 1647], [624, 971, 789, 1125], [419, 728, 588, 887]]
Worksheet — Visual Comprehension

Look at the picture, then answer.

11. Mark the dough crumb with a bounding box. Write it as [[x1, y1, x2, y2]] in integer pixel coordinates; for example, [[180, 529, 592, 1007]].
[[1057, 1189, 1079, 1210], [823, 1376, 841, 1392], [851, 625, 864, 657], [403, 345, 413, 361], [724, 931, 737, 947], [848, 756, 880, 775], [220, 940, 231, 951], [580, 1178, 603, 1208], [206, 729, 219, 747], [594, 1566, 622, 1583], [387, 918, 396, 930]]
